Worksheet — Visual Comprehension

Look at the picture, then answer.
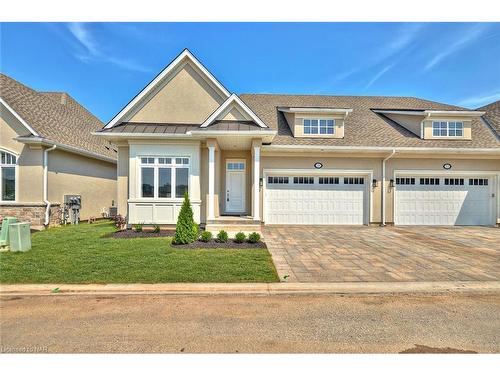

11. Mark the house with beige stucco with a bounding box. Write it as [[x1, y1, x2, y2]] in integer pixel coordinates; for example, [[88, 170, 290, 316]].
[[96, 49, 500, 231], [0, 74, 117, 229]]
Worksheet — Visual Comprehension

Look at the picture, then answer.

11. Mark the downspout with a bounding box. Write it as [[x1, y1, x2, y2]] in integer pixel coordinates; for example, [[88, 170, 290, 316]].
[[43, 145, 57, 226], [381, 149, 396, 226]]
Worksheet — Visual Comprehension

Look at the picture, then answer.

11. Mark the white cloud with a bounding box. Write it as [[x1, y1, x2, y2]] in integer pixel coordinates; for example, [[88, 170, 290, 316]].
[[457, 90, 500, 108], [424, 24, 490, 72], [332, 23, 424, 84], [66, 23, 151, 73], [364, 62, 396, 89]]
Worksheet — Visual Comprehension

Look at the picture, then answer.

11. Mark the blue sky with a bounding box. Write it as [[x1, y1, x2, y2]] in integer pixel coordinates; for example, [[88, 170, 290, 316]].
[[1, 22, 499, 122]]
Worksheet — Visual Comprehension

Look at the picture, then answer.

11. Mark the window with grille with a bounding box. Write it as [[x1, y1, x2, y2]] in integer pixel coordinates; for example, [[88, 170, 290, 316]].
[[469, 178, 489, 186], [396, 178, 415, 185], [268, 176, 289, 184], [139, 156, 189, 198], [0, 151, 17, 201], [344, 177, 364, 185], [293, 176, 314, 184], [444, 178, 464, 186], [420, 178, 440, 185], [319, 177, 339, 184], [432, 121, 464, 137]]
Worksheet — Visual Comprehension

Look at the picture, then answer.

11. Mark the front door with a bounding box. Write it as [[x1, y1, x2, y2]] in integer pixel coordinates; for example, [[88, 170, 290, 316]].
[[226, 160, 246, 213]]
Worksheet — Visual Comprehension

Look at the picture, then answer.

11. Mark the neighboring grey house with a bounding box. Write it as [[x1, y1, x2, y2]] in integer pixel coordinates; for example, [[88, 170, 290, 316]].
[[97, 49, 500, 230], [0, 74, 117, 228]]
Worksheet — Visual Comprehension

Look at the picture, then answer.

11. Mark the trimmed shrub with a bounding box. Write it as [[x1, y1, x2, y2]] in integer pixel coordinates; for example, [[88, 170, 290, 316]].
[[153, 224, 160, 233], [134, 223, 143, 232], [216, 230, 228, 243], [248, 232, 261, 243], [200, 231, 213, 242], [173, 192, 198, 244], [234, 232, 246, 243]]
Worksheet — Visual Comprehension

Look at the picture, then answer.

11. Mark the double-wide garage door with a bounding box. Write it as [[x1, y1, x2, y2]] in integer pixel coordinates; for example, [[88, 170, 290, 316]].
[[265, 175, 367, 225], [395, 176, 495, 225]]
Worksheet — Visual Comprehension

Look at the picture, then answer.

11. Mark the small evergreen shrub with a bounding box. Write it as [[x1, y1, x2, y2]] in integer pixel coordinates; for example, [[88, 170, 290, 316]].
[[216, 230, 228, 243], [200, 231, 213, 242], [234, 232, 246, 243], [173, 192, 198, 244], [134, 223, 143, 232], [248, 232, 261, 243], [153, 224, 160, 233]]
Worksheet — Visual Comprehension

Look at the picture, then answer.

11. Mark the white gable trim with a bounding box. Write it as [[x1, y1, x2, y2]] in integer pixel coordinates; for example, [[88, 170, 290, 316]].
[[0, 98, 40, 137], [104, 49, 231, 129], [201, 94, 268, 128]]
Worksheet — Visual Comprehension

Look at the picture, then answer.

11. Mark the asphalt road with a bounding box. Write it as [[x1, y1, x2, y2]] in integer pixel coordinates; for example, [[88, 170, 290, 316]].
[[1, 293, 499, 353]]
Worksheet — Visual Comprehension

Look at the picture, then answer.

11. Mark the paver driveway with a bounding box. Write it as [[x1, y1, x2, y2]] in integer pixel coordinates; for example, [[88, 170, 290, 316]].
[[263, 226, 500, 282]]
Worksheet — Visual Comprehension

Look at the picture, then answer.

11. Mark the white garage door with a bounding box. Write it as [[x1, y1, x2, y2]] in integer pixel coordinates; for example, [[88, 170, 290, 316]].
[[265, 175, 366, 225], [395, 176, 495, 225]]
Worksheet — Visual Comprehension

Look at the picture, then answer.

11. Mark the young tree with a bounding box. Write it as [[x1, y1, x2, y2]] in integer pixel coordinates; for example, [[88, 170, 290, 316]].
[[173, 191, 198, 244]]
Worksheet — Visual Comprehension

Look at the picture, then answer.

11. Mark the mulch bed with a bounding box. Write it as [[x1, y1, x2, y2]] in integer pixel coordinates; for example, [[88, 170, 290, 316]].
[[173, 239, 267, 249], [103, 229, 176, 239]]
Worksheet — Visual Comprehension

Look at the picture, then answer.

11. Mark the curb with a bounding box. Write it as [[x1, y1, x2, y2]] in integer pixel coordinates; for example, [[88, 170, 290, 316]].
[[1, 281, 500, 296]]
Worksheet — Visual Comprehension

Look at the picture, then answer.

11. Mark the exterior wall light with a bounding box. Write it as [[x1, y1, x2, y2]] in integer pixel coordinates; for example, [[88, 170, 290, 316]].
[[259, 177, 263, 187], [372, 179, 378, 188], [389, 179, 395, 188]]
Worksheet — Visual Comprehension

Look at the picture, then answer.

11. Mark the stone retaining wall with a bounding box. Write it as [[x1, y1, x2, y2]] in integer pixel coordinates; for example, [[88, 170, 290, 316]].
[[0, 203, 61, 229]]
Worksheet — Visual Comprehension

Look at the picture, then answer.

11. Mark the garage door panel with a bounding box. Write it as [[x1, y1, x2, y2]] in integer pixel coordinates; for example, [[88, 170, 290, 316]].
[[395, 176, 494, 226], [265, 175, 366, 225]]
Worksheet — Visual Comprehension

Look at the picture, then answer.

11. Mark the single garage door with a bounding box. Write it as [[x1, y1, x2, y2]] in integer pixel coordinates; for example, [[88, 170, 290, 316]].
[[395, 176, 495, 225], [265, 175, 367, 225]]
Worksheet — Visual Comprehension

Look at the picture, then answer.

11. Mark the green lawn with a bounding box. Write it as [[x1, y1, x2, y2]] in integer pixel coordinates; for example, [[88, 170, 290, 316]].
[[0, 221, 279, 283]]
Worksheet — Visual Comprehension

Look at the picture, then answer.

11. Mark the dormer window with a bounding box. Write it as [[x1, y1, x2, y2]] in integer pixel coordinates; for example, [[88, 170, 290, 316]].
[[303, 118, 335, 135], [432, 121, 463, 137]]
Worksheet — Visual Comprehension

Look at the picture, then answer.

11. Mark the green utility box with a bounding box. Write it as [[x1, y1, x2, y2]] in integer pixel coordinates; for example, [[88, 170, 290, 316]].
[[0, 217, 18, 247], [8, 222, 31, 252]]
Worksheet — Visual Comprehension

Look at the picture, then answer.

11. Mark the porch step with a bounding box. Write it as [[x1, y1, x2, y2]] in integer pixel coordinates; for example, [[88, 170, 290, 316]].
[[205, 223, 262, 236]]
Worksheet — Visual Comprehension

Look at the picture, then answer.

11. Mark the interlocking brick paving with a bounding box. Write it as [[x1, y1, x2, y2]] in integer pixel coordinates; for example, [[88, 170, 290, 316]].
[[263, 226, 500, 283]]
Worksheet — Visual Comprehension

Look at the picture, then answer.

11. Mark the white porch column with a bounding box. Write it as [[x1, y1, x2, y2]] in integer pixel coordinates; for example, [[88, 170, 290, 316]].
[[208, 145, 215, 220], [252, 144, 261, 221]]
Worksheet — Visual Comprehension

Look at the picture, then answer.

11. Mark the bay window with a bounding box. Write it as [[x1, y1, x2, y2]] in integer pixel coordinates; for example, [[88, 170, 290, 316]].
[[432, 121, 463, 137], [303, 118, 335, 135], [0, 151, 17, 201], [139, 156, 189, 198]]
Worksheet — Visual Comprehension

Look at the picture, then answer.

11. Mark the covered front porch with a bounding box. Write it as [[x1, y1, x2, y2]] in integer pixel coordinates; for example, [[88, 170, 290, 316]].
[[201, 131, 269, 233]]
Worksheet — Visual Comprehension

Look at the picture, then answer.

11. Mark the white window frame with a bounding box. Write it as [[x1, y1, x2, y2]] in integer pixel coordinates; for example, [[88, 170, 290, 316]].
[[138, 156, 190, 200], [0, 149, 18, 203], [432, 120, 464, 137], [303, 118, 335, 135]]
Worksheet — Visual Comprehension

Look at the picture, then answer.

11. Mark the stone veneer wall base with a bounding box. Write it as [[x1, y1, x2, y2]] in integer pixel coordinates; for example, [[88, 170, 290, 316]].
[[0, 203, 61, 229]]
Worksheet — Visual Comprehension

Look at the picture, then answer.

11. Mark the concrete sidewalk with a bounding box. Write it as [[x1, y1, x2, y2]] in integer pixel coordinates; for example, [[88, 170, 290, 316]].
[[2, 281, 500, 296]]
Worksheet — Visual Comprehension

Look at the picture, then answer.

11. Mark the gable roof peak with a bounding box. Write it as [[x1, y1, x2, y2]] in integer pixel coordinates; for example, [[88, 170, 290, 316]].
[[104, 48, 231, 129]]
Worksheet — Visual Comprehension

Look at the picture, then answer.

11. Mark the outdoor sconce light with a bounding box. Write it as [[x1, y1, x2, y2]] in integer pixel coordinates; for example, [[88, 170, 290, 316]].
[[389, 179, 395, 188], [259, 177, 263, 187], [372, 179, 378, 188]]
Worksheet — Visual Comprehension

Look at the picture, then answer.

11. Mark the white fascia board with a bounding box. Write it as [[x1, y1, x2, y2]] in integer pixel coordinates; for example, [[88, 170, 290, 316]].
[[16, 136, 117, 164], [278, 107, 353, 114], [200, 94, 268, 128], [262, 144, 500, 155], [104, 49, 231, 129], [373, 109, 425, 116], [424, 110, 485, 117], [0, 98, 40, 136]]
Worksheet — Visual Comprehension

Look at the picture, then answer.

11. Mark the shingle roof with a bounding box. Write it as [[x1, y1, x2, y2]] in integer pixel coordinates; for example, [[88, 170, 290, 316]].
[[0, 74, 116, 159], [478, 100, 500, 138], [240, 94, 500, 148]]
